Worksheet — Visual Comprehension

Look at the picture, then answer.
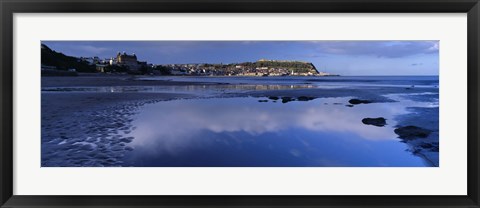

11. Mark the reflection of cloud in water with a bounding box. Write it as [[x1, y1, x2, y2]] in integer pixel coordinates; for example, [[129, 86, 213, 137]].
[[128, 96, 436, 154]]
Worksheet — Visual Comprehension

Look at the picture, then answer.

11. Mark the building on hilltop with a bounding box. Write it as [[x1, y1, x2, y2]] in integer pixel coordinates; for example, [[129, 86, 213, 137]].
[[116, 52, 139, 70]]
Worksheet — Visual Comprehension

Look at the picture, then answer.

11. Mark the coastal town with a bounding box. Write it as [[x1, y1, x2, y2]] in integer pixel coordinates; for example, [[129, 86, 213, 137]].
[[41, 44, 338, 77]]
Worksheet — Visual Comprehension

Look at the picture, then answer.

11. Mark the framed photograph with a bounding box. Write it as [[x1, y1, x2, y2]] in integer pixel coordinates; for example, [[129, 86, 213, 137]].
[[1, 0, 479, 207]]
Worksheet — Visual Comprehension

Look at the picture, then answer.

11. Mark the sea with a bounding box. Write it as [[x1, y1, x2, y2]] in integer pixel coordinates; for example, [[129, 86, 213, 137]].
[[42, 76, 440, 167]]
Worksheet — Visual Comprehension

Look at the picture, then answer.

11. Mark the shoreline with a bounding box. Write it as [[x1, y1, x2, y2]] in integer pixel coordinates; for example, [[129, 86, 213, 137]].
[[42, 75, 228, 88]]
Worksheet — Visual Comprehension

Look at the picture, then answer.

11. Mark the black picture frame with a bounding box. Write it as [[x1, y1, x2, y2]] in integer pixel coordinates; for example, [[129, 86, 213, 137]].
[[1, 0, 479, 207]]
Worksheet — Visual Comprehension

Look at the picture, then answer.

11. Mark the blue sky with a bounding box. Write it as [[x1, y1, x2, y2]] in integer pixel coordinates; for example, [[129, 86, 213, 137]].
[[42, 41, 439, 75]]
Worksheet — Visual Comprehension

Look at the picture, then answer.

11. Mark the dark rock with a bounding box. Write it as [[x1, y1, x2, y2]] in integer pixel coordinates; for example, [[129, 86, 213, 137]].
[[362, 117, 387, 127], [345, 104, 354, 107], [258, 100, 268, 102], [419, 142, 439, 152], [348, 99, 372, 105], [419, 143, 433, 148], [268, 96, 279, 100], [394, 126, 432, 140], [281, 97, 295, 103], [297, 96, 315, 101]]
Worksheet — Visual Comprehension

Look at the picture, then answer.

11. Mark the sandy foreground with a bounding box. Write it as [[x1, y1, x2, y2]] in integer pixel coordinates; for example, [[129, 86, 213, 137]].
[[41, 75, 439, 167]]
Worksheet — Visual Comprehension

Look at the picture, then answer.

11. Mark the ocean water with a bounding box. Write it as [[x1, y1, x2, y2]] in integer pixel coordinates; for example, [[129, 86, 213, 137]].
[[42, 76, 439, 94], [139, 75, 439, 88]]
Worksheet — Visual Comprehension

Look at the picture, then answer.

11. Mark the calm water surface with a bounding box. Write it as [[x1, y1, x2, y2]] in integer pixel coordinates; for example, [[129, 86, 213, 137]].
[[122, 95, 436, 167]]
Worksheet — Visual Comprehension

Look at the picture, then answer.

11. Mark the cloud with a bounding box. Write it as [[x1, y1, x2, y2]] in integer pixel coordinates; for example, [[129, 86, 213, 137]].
[[306, 53, 326, 58], [312, 41, 439, 58], [77, 45, 110, 54]]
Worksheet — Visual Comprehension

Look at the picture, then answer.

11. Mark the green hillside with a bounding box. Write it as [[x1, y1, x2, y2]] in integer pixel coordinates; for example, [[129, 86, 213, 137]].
[[253, 60, 318, 74], [41, 44, 95, 72]]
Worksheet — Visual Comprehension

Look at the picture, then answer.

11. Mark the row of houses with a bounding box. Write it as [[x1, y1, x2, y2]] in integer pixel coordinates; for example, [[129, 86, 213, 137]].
[[81, 52, 151, 73], [161, 63, 328, 76]]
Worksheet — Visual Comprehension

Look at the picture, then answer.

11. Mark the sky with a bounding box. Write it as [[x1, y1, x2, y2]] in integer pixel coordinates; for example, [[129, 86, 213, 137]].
[[42, 41, 439, 76]]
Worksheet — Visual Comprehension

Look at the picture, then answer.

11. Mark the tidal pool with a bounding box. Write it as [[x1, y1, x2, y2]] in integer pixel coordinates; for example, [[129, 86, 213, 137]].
[[122, 95, 436, 167]]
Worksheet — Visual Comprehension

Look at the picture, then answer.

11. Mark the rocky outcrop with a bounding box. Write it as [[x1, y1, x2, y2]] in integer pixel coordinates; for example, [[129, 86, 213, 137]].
[[362, 117, 386, 127], [394, 126, 432, 140], [281, 97, 295, 103], [297, 96, 315, 101], [348, 99, 372, 105], [268, 96, 279, 100]]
